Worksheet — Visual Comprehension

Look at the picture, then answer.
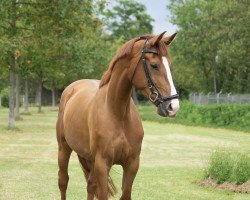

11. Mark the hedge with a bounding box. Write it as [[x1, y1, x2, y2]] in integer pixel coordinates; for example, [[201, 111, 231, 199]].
[[138, 101, 250, 132]]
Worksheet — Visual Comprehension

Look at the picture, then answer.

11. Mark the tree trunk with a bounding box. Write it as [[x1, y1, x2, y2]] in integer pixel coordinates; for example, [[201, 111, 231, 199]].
[[9, 65, 15, 128], [51, 80, 56, 109], [132, 87, 139, 105], [0, 91, 2, 107], [8, 0, 17, 128], [35, 86, 38, 106], [36, 78, 42, 113], [212, 71, 217, 94], [15, 73, 20, 119], [24, 76, 29, 114], [199, 56, 210, 92], [211, 53, 218, 94]]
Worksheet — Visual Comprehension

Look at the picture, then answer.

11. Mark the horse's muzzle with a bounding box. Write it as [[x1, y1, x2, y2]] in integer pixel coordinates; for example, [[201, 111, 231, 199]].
[[157, 99, 180, 117]]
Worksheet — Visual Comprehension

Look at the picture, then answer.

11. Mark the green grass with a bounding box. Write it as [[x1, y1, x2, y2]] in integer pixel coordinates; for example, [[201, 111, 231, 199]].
[[0, 107, 250, 200]]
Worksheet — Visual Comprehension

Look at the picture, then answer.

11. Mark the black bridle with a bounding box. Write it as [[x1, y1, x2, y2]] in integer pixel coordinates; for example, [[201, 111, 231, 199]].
[[131, 38, 179, 106]]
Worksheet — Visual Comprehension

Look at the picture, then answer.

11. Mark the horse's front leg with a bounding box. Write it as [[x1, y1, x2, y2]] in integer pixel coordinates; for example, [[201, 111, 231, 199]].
[[58, 142, 72, 200], [87, 169, 97, 200], [94, 152, 110, 200], [120, 157, 140, 200]]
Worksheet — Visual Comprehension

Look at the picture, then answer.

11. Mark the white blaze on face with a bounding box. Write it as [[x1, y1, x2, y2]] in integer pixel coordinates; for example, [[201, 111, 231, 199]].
[[162, 57, 180, 114], [162, 57, 177, 95]]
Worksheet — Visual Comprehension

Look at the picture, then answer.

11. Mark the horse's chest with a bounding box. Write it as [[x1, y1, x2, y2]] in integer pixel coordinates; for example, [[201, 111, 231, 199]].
[[112, 133, 131, 164]]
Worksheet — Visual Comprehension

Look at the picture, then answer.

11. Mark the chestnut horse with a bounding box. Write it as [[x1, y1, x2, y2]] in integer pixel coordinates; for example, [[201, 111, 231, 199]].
[[56, 32, 179, 200]]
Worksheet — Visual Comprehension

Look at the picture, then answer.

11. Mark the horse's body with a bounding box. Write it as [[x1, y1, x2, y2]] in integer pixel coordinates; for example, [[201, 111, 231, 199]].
[[57, 32, 179, 200], [57, 79, 143, 200], [61, 79, 143, 163]]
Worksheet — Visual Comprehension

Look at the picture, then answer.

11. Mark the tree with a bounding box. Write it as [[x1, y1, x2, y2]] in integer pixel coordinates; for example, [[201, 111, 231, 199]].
[[33, 0, 110, 110], [0, 0, 111, 126], [104, 0, 153, 41], [103, 0, 154, 103], [168, 0, 250, 94], [0, 0, 30, 128], [19, 0, 109, 112]]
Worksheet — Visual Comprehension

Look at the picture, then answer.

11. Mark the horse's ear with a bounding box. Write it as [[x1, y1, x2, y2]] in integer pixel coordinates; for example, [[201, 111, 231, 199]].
[[149, 31, 167, 46], [163, 32, 177, 46]]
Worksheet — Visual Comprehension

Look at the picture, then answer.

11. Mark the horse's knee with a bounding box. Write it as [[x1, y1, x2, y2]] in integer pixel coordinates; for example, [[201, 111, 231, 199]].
[[87, 181, 96, 194]]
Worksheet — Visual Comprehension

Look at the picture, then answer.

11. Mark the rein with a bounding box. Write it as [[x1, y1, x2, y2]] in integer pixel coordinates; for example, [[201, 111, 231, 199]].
[[131, 38, 179, 106]]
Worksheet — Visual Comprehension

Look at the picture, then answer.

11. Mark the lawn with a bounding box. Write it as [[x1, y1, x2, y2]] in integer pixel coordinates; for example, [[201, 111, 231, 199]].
[[0, 107, 249, 200]]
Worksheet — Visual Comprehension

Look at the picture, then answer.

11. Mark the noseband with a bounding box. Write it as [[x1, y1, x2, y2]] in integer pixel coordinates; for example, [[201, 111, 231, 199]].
[[131, 38, 179, 106]]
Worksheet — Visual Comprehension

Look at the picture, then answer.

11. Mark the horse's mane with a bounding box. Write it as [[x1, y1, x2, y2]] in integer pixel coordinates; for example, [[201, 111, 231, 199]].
[[99, 35, 170, 88]]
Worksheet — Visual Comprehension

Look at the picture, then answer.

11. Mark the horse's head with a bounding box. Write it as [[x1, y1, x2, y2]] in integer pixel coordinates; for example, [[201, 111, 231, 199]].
[[130, 32, 179, 117]]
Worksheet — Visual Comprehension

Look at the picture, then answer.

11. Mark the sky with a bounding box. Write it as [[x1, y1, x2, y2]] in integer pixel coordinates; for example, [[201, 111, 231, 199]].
[[135, 0, 177, 34], [107, 0, 177, 35]]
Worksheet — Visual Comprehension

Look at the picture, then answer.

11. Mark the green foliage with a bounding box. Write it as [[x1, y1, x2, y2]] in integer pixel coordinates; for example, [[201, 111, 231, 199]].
[[233, 154, 250, 184], [1, 88, 9, 107], [0, 0, 112, 90], [205, 149, 233, 184], [103, 0, 154, 41], [0, 0, 117, 127], [0, 87, 23, 108], [168, 0, 250, 93], [205, 149, 250, 184], [26, 0, 109, 88], [138, 101, 250, 132]]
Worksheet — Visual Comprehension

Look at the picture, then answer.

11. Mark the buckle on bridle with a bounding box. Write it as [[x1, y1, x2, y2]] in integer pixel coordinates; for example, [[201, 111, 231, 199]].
[[149, 91, 159, 102]]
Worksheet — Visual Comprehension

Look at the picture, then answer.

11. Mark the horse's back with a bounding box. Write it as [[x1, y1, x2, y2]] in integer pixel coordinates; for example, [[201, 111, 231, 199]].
[[63, 79, 99, 98]]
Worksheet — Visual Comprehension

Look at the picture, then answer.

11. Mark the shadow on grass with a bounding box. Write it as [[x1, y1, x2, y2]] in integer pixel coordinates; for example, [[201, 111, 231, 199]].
[[20, 112, 32, 116], [1, 126, 22, 133], [15, 116, 24, 121]]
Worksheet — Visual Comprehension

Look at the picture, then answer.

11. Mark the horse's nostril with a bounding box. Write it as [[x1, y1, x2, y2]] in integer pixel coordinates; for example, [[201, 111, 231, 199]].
[[168, 103, 173, 111]]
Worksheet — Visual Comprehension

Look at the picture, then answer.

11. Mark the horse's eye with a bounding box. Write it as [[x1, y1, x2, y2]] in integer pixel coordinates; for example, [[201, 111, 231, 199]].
[[151, 64, 159, 70]]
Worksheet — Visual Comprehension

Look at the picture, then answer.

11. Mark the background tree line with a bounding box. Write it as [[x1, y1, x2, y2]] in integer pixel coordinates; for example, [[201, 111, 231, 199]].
[[0, 0, 153, 128], [168, 0, 250, 95], [0, 0, 249, 129]]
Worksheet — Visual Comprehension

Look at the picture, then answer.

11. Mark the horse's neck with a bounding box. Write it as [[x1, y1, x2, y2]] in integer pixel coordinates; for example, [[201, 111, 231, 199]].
[[106, 60, 132, 119]]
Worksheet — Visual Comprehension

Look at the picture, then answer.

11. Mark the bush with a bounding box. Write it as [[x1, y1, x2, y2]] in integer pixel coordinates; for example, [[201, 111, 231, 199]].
[[137, 101, 250, 132], [1, 88, 9, 107], [205, 149, 233, 184], [233, 154, 250, 184], [205, 149, 250, 184]]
